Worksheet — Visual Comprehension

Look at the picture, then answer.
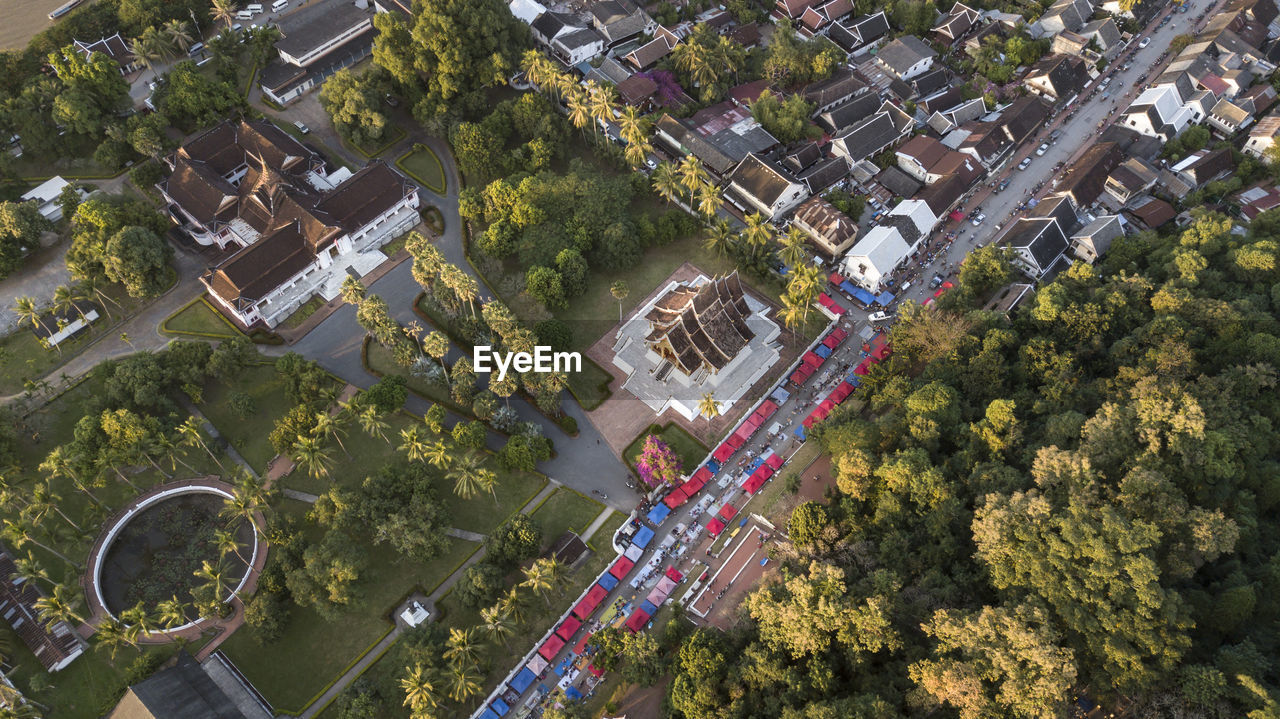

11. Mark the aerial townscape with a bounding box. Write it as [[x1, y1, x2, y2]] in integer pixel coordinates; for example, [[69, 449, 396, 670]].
[[0, 0, 1279, 715]]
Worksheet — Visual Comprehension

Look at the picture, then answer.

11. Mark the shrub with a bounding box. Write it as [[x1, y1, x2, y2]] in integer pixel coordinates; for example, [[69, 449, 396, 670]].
[[451, 420, 487, 449], [454, 562, 506, 608], [229, 391, 257, 419], [365, 374, 408, 413], [244, 591, 289, 644]]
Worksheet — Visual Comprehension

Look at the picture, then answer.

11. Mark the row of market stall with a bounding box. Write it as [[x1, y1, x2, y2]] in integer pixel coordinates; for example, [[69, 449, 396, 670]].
[[795, 331, 892, 441], [789, 327, 849, 386], [827, 271, 896, 310]]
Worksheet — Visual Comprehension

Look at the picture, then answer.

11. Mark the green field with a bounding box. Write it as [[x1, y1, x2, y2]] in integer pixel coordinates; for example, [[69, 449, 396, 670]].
[[364, 340, 471, 416], [530, 487, 605, 549], [397, 147, 447, 194], [623, 422, 710, 478], [565, 355, 614, 410], [197, 362, 301, 472], [278, 295, 326, 330], [161, 297, 243, 338]]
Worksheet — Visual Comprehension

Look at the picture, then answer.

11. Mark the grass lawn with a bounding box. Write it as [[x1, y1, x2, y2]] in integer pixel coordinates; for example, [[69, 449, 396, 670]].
[[397, 146, 447, 194], [161, 296, 243, 338], [565, 355, 613, 411], [222, 498, 482, 714], [439, 467, 546, 536], [279, 410, 416, 496], [529, 487, 604, 549], [350, 124, 406, 158], [278, 295, 326, 330], [197, 361, 297, 473], [623, 423, 710, 478]]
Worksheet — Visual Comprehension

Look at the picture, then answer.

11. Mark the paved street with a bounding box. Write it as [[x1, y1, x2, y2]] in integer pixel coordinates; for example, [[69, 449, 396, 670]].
[[888, 0, 1221, 308]]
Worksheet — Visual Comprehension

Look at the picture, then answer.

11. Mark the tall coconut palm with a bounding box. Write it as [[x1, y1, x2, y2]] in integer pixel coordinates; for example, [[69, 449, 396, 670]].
[[741, 212, 773, 258], [609, 280, 629, 321], [80, 276, 121, 319], [521, 560, 554, 606], [400, 663, 440, 715], [220, 474, 268, 536], [29, 481, 80, 532], [340, 276, 366, 306], [153, 431, 194, 473], [357, 405, 390, 442], [702, 219, 736, 257], [779, 226, 809, 269], [51, 284, 88, 324], [33, 583, 83, 626], [616, 105, 648, 146], [194, 557, 232, 604], [214, 527, 248, 566], [398, 426, 428, 462], [697, 393, 721, 420], [500, 587, 527, 625], [677, 156, 709, 197], [564, 88, 592, 137], [2, 517, 77, 569], [447, 452, 490, 500], [312, 412, 350, 459], [12, 297, 53, 345], [624, 137, 653, 169], [11, 550, 47, 586], [210, 0, 240, 28], [38, 446, 103, 509], [130, 27, 168, 72], [446, 663, 482, 703], [424, 440, 451, 469], [421, 332, 449, 375], [178, 417, 223, 469], [122, 601, 159, 637], [93, 616, 135, 660], [157, 595, 188, 629], [696, 182, 722, 219], [584, 80, 616, 131], [162, 19, 194, 53], [779, 297, 806, 340], [651, 161, 682, 205], [291, 435, 333, 480], [443, 626, 481, 666], [479, 605, 514, 646]]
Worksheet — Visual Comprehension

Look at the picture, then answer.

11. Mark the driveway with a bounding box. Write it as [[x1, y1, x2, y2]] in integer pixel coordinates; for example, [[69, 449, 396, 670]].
[[0, 241, 72, 334]]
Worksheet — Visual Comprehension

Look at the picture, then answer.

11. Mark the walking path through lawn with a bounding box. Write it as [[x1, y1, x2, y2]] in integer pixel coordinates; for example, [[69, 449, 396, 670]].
[[296, 479, 561, 719], [579, 507, 616, 544]]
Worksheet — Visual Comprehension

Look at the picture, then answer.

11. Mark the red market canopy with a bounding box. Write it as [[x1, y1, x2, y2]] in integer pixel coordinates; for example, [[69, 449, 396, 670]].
[[744, 473, 768, 494], [663, 487, 689, 508], [949, 209, 966, 221], [713, 442, 735, 463], [828, 272, 845, 285], [538, 635, 566, 660], [573, 631, 594, 655], [753, 400, 778, 421], [802, 351, 824, 368], [556, 616, 582, 641], [609, 557, 635, 580], [756, 464, 775, 481], [624, 609, 651, 634], [587, 664, 604, 677], [766, 452, 784, 469], [573, 584, 609, 619], [726, 431, 746, 449], [829, 327, 848, 343], [706, 517, 726, 536], [830, 382, 854, 402], [665, 566, 684, 582], [718, 504, 737, 521], [743, 413, 763, 431], [871, 344, 891, 362], [802, 416, 817, 429], [854, 359, 872, 376]]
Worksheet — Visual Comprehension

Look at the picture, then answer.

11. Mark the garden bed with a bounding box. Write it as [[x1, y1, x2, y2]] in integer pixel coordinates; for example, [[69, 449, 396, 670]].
[[396, 147, 447, 194]]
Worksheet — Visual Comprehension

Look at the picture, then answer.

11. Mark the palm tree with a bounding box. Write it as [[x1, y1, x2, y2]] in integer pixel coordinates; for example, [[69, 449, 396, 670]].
[[11, 551, 47, 587], [424, 440, 451, 469], [12, 296, 53, 344], [584, 80, 616, 135], [80, 276, 121, 319], [30, 481, 80, 532], [178, 417, 223, 469], [779, 226, 809, 269], [677, 155, 710, 197], [122, 601, 159, 637], [697, 393, 721, 420], [130, 28, 168, 72], [32, 583, 83, 626], [703, 219, 736, 258], [443, 626, 481, 666], [339, 276, 366, 305], [447, 452, 491, 500], [779, 297, 806, 341], [651, 162, 682, 205], [479, 605, 514, 646], [162, 19, 194, 53], [616, 105, 648, 146], [565, 88, 592, 137], [220, 475, 268, 536], [400, 663, 440, 715], [399, 426, 428, 462], [93, 616, 136, 660], [157, 595, 189, 629], [500, 587, 527, 625], [51, 284, 87, 324], [210, 0, 240, 28], [153, 432, 194, 473], [2, 517, 77, 569], [421, 332, 449, 375], [357, 405, 390, 442], [696, 182, 722, 219], [521, 561, 554, 606], [624, 137, 653, 169], [446, 663, 482, 703], [291, 435, 333, 479], [312, 412, 350, 458], [194, 557, 232, 603], [214, 527, 248, 566], [741, 212, 773, 258], [609, 280, 629, 321], [39, 446, 103, 509]]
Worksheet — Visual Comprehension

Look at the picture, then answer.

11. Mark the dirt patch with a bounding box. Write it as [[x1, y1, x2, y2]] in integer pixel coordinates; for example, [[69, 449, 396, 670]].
[[609, 676, 671, 719], [584, 262, 807, 456]]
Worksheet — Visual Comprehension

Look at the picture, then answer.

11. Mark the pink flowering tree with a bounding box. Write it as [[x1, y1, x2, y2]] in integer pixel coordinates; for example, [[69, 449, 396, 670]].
[[635, 434, 683, 487]]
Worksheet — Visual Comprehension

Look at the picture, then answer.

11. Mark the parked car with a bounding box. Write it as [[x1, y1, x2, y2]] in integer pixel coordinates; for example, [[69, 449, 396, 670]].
[[1036, 143, 1050, 156], [1139, 36, 1151, 48], [1018, 157, 1032, 170], [293, 121, 310, 134], [970, 212, 986, 226], [1048, 129, 1062, 143], [868, 311, 893, 322], [998, 178, 1011, 191]]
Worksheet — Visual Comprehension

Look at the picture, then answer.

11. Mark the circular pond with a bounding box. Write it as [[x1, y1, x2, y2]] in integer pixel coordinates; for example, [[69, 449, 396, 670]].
[[96, 487, 257, 620]]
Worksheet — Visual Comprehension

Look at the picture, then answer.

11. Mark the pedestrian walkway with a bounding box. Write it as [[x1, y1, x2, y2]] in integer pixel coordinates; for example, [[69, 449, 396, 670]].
[[298, 625, 404, 719], [578, 507, 615, 544], [282, 489, 319, 503], [446, 527, 487, 542]]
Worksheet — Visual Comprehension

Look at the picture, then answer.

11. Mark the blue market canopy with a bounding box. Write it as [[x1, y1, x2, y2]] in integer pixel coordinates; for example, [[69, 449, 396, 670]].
[[509, 667, 536, 693], [632, 525, 655, 549], [646, 504, 672, 525]]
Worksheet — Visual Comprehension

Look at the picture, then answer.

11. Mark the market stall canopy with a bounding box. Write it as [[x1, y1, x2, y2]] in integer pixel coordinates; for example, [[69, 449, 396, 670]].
[[706, 517, 726, 536], [609, 557, 636, 579], [555, 616, 582, 641], [625, 609, 651, 633], [509, 667, 536, 693], [597, 573, 619, 591], [538, 635, 566, 660], [646, 503, 672, 525]]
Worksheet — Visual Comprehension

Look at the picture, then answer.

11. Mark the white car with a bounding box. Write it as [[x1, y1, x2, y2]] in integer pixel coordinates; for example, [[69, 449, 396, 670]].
[[970, 212, 985, 226], [868, 311, 893, 322], [1018, 157, 1032, 170], [1139, 37, 1151, 48], [1036, 143, 1049, 156], [293, 121, 310, 134]]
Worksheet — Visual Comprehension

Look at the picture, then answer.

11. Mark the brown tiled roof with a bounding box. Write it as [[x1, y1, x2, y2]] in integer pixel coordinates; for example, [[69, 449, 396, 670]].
[[166, 159, 240, 227], [729, 23, 761, 47], [618, 75, 658, 105], [314, 162, 412, 233], [0, 552, 82, 672], [206, 223, 315, 306], [646, 272, 754, 375]]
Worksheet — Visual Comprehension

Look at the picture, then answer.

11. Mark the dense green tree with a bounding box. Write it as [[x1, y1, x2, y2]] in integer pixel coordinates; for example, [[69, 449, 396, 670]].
[[751, 90, 818, 144], [320, 68, 390, 147], [0, 200, 52, 279], [102, 225, 173, 298]]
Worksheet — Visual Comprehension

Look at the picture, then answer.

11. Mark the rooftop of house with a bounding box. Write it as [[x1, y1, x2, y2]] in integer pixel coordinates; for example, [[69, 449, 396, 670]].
[[727, 154, 801, 206], [274, 0, 375, 61], [875, 35, 937, 74]]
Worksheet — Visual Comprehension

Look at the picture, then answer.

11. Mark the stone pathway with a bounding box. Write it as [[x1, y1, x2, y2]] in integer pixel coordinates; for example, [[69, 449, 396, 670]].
[[446, 527, 487, 542], [282, 489, 319, 503], [578, 507, 615, 545]]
